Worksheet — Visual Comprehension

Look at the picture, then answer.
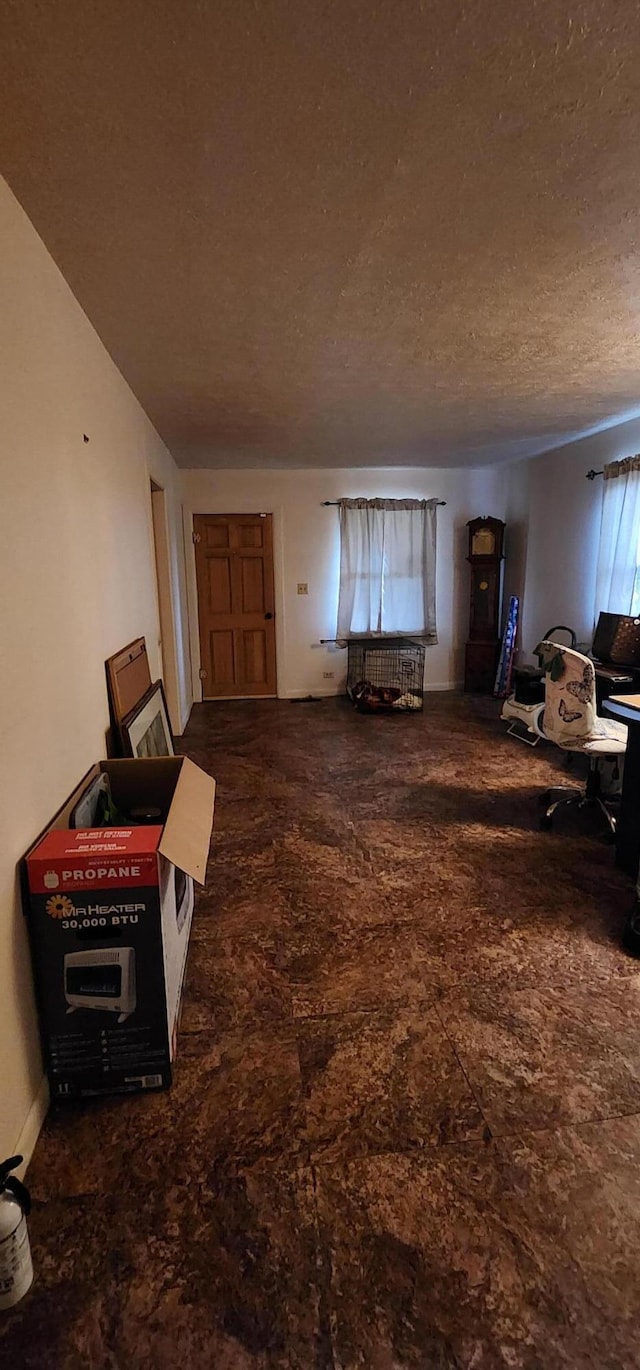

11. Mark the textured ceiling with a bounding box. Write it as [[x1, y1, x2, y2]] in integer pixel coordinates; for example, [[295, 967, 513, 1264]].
[[1, 1, 640, 469]]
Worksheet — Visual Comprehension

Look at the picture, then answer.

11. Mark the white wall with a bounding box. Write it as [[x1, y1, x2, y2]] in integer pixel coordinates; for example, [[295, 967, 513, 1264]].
[[504, 416, 640, 661], [183, 466, 505, 698], [0, 177, 191, 1162]]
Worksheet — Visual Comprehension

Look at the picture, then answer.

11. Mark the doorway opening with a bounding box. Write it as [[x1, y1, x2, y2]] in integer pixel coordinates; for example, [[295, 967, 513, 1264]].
[[193, 512, 277, 698]]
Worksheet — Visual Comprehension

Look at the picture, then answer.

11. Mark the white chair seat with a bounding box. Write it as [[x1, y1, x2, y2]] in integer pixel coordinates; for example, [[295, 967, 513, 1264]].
[[555, 720, 627, 755], [583, 740, 627, 755], [584, 728, 628, 756], [543, 716, 627, 754], [585, 717, 627, 748]]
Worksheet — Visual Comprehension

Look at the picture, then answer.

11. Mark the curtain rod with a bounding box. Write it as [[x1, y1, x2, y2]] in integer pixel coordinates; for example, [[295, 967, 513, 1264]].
[[587, 455, 640, 481], [322, 499, 446, 506]]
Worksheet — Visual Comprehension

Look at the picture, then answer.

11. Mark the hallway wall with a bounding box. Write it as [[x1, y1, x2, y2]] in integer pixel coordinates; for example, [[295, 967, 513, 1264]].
[[0, 177, 191, 1162]]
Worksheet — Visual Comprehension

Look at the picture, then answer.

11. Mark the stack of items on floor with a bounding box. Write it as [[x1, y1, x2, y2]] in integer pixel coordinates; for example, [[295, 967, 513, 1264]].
[[22, 636, 215, 1103]]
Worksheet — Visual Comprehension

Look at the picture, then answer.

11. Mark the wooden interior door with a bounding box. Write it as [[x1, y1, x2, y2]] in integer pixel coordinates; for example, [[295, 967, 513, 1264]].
[[193, 513, 277, 698]]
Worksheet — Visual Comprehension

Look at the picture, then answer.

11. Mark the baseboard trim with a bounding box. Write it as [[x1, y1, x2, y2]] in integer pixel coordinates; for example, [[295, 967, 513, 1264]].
[[14, 1075, 49, 1180], [281, 687, 343, 699]]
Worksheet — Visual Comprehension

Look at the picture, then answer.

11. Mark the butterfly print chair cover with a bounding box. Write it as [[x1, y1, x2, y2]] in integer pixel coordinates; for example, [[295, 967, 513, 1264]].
[[537, 641, 625, 749]]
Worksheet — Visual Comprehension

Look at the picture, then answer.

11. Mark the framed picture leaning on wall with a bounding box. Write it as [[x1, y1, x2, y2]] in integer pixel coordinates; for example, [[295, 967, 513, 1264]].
[[121, 679, 174, 758]]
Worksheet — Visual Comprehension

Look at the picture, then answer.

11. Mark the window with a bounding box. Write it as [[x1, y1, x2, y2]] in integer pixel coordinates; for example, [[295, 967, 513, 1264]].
[[336, 498, 438, 640], [595, 457, 640, 618]]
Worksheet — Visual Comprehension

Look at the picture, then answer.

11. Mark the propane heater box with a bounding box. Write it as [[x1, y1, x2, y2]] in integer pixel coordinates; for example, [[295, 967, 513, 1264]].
[[346, 637, 425, 712], [24, 756, 215, 1102]]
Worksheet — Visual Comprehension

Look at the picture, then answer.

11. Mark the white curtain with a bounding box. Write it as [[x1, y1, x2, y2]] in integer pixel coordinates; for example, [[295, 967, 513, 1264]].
[[595, 456, 640, 618], [336, 498, 438, 639]]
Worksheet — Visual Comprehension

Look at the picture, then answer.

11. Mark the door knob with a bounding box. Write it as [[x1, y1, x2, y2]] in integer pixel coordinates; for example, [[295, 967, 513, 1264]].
[[264, 612, 273, 620]]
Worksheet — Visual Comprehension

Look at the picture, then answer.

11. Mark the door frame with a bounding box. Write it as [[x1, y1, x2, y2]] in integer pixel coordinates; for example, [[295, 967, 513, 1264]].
[[149, 480, 182, 733], [183, 503, 285, 701]]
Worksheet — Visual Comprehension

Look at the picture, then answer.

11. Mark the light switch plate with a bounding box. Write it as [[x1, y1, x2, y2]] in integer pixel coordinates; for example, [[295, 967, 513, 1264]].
[[297, 583, 309, 595]]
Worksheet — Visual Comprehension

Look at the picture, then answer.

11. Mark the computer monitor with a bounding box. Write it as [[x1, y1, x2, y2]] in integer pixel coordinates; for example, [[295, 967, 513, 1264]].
[[593, 612, 640, 667]]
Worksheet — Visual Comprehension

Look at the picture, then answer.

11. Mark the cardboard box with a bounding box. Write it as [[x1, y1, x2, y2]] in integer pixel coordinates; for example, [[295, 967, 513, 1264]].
[[25, 757, 215, 1101]]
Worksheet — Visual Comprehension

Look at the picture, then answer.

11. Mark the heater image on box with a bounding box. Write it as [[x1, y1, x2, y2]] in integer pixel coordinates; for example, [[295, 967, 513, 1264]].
[[64, 948, 136, 1023]]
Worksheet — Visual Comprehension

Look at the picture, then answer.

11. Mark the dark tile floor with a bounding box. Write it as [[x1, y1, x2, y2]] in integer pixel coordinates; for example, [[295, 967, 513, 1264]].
[[4, 693, 640, 1368]]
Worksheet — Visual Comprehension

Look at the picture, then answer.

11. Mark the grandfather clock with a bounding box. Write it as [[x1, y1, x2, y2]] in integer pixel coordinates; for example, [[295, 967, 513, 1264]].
[[464, 517, 505, 692]]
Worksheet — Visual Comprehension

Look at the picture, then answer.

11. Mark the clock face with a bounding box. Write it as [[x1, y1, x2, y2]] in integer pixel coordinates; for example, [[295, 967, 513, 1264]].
[[471, 526, 496, 556]]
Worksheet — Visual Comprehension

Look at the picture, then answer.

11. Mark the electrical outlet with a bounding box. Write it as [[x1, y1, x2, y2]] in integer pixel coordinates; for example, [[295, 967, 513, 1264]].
[[323, 671, 334, 679], [297, 583, 308, 595]]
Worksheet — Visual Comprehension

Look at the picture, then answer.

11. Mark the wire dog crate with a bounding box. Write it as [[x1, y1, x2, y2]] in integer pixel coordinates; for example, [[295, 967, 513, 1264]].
[[346, 637, 425, 712]]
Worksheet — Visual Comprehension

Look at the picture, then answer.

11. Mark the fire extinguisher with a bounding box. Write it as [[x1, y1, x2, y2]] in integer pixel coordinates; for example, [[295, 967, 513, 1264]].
[[0, 1156, 33, 1310]]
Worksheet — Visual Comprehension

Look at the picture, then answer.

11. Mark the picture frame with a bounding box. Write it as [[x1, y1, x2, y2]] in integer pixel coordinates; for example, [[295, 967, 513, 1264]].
[[120, 679, 175, 758], [105, 637, 152, 728]]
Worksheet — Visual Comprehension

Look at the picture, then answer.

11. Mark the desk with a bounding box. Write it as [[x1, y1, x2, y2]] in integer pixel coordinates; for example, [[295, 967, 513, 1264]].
[[603, 697, 640, 879], [594, 664, 636, 711]]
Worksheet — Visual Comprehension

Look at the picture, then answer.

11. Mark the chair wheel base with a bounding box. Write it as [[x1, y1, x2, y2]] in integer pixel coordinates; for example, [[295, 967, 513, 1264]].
[[539, 814, 552, 831]]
